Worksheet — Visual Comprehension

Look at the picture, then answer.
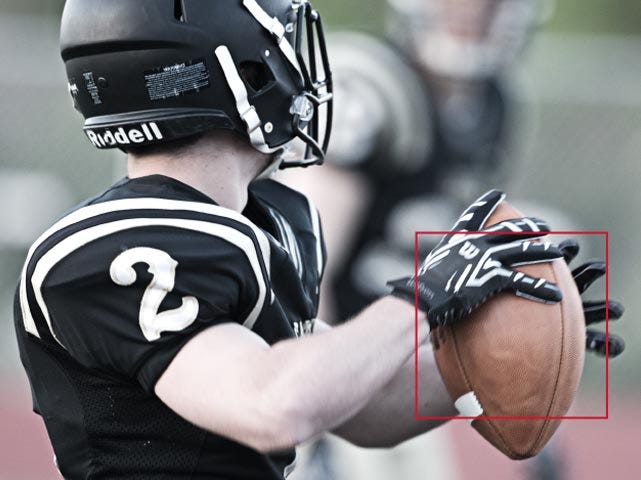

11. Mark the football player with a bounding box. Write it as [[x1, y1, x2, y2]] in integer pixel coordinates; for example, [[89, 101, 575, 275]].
[[13, 1, 618, 480]]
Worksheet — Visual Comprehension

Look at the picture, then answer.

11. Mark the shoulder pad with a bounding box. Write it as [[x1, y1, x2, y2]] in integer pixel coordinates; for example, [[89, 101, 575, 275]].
[[327, 31, 433, 173]]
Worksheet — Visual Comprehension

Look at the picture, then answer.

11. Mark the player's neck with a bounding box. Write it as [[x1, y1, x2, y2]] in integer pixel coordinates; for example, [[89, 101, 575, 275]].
[[127, 136, 272, 212]]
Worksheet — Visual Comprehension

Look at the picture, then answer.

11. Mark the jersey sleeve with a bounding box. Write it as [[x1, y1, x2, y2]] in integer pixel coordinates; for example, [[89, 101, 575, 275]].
[[25, 222, 271, 393]]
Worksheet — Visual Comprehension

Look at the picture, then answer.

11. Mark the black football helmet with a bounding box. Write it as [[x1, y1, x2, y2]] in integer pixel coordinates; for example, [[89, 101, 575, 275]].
[[60, 0, 333, 168]]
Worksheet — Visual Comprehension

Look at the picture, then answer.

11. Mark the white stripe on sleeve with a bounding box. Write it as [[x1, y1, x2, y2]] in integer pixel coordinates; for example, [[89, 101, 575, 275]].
[[21, 198, 271, 340]]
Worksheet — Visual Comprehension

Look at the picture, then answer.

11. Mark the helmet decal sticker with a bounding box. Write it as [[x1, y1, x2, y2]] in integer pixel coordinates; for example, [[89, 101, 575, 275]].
[[82, 72, 103, 105], [144, 59, 211, 101]]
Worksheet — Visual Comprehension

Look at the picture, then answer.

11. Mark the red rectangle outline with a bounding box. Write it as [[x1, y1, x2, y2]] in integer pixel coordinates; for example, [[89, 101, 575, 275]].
[[413, 230, 609, 421]]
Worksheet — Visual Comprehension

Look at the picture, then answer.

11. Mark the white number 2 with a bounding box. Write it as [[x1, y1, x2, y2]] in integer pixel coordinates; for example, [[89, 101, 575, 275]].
[[110, 247, 199, 342]]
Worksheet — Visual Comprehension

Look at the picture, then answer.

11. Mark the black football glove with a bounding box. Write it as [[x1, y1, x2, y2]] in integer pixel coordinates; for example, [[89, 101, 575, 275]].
[[559, 240, 625, 358], [388, 190, 564, 330]]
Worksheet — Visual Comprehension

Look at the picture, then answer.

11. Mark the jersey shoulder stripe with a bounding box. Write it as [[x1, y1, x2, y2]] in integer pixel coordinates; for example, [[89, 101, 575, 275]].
[[20, 197, 272, 344], [266, 205, 304, 277], [305, 194, 324, 278], [251, 180, 325, 279]]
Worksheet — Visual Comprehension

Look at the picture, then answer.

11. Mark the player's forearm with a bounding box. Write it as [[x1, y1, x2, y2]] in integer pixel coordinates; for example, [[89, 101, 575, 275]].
[[259, 296, 429, 447], [156, 297, 429, 453], [332, 342, 457, 448]]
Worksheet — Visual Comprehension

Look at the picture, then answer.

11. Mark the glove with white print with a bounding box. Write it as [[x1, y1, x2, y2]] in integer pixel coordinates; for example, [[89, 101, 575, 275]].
[[388, 190, 564, 330], [558, 240, 626, 358]]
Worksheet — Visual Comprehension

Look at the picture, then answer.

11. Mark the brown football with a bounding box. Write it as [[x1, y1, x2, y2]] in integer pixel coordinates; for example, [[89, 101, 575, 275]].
[[432, 200, 586, 459]]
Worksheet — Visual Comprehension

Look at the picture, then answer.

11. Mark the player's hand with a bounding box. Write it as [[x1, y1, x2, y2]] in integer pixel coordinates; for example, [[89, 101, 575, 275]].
[[559, 240, 625, 358], [388, 190, 564, 330]]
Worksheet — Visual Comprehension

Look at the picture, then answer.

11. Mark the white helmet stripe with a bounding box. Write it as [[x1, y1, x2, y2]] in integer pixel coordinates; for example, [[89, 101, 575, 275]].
[[215, 46, 280, 155], [242, 0, 304, 80]]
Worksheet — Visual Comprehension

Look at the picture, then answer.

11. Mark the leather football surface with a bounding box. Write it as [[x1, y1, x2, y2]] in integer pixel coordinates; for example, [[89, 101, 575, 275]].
[[432, 201, 586, 459]]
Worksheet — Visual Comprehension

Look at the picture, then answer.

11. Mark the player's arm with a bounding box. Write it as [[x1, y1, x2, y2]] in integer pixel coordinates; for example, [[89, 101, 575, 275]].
[[156, 190, 565, 453], [320, 318, 458, 448], [155, 296, 427, 454]]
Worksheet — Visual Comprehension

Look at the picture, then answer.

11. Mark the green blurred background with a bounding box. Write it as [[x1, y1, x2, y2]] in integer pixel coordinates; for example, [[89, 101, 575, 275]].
[[3, 0, 641, 33], [0, 1, 639, 479]]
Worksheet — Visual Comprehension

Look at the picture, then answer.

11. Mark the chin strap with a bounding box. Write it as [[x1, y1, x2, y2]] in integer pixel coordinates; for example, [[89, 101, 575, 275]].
[[215, 46, 280, 155]]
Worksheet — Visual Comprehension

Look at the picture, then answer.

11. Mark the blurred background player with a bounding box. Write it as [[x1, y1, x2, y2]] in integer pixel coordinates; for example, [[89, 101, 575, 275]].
[[283, 0, 555, 323], [282, 0, 581, 478]]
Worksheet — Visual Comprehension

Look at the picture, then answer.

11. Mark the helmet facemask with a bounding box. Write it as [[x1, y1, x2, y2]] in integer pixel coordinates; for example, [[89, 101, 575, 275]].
[[287, 1, 333, 167], [387, 0, 553, 80]]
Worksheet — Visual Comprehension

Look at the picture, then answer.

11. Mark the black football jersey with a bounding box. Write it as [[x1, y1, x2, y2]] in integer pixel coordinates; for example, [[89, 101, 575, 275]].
[[14, 175, 326, 479]]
